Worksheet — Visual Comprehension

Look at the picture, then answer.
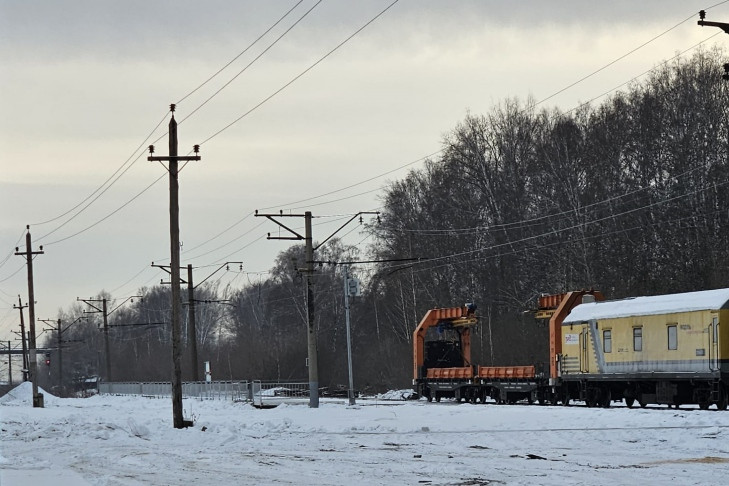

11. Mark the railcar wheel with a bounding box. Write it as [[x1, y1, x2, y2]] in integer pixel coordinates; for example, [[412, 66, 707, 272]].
[[600, 389, 611, 408], [639, 401, 647, 408], [426, 394, 433, 403], [699, 400, 710, 410], [625, 397, 635, 409]]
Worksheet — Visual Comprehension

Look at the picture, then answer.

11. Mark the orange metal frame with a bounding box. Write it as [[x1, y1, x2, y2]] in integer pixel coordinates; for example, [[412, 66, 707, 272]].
[[546, 290, 604, 379], [412, 306, 476, 381]]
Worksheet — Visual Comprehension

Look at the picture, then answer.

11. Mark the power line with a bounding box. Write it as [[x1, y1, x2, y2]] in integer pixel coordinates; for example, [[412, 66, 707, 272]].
[[560, 31, 723, 117], [381, 177, 729, 273], [534, 12, 696, 108], [179, 0, 323, 124], [32, 111, 169, 230], [198, 0, 402, 146], [176, 0, 306, 105], [40, 172, 166, 247]]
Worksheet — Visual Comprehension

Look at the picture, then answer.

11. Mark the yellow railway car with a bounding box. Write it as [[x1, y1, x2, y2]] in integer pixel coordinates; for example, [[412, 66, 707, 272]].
[[560, 288, 729, 409]]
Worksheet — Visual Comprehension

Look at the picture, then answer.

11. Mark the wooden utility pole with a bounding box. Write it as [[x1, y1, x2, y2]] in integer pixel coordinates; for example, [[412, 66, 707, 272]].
[[13, 296, 29, 381], [148, 104, 200, 429], [14, 226, 44, 407]]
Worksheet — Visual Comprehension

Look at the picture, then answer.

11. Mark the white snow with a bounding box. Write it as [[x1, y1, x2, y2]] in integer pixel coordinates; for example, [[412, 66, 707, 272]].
[[564, 287, 729, 323], [2, 381, 729, 485]]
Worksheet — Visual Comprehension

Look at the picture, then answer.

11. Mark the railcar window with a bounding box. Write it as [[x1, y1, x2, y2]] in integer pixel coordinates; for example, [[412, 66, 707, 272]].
[[603, 330, 612, 353], [667, 325, 677, 350], [633, 327, 643, 351], [713, 317, 719, 342]]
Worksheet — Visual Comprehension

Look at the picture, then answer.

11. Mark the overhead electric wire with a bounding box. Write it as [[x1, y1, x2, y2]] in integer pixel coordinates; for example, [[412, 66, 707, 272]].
[[42, 172, 166, 247], [41, 1, 726, 298], [176, 0, 305, 105], [416, 203, 729, 276], [179, 0, 323, 124], [560, 31, 723, 117], [32, 110, 169, 230], [27, 0, 696, 254], [185, 220, 267, 261], [382, 177, 729, 273], [378, 34, 727, 238], [198, 0, 401, 146], [25, 3, 312, 247], [257, 149, 441, 212], [534, 12, 696, 108], [0, 228, 27, 274]]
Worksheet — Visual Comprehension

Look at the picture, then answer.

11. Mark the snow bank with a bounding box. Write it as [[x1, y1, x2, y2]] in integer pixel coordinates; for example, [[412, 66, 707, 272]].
[[0, 381, 58, 406], [375, 389, 418, 400], [2, 391, 729, 485]]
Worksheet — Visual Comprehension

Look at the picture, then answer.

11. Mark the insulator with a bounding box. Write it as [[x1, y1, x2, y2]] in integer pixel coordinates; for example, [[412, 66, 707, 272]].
[[170, 103, 176, 113], [148, 145, 155, 154], [193, 144, 200, 154], [699, 10, 706, 20]]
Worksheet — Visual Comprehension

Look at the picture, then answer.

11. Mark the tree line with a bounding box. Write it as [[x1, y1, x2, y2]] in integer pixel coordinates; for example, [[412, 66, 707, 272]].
[[40, 48, 729, 395]]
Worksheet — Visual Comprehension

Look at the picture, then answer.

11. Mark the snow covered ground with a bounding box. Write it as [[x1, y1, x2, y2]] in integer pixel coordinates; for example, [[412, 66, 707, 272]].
[[2, 382, 729, 485]]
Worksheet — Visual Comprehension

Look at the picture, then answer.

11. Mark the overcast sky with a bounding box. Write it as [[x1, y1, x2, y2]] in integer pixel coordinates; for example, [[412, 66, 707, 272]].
[[1, 0, 727, 346]]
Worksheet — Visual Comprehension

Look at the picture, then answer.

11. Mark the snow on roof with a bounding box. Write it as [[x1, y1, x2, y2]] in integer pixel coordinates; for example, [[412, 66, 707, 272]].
[[563, 288, 729, 323]]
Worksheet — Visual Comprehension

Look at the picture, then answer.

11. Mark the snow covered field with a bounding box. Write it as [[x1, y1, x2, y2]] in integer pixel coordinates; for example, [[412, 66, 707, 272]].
[[2, 383, 729, 485]]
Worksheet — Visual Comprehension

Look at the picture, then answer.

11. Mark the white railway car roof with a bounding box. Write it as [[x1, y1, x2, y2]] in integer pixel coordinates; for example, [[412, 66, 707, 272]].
[[563, 288, 729, 323]]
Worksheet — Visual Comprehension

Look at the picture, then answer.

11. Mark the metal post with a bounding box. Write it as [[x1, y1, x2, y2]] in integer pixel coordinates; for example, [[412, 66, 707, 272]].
[[343, 265, 355, 406], [305, 211, 319, 408]]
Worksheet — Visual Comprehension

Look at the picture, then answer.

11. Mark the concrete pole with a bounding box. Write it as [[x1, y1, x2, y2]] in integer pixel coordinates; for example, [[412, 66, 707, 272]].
[[7, 341, 12, 386], [343, 265, 355, 406], [57, 319, 63, 394], [103, 299, 111, 382], [187, 264, 199, 381], [304, 211, 319, 408]]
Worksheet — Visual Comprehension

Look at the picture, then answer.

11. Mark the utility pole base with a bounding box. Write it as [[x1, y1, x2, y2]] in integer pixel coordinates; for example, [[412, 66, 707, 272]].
[[33, 393, 44, 408], [309, 381, 319, 408]]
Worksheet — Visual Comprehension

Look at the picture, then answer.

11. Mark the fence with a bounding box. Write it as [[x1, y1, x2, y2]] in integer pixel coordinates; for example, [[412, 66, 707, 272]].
[[251, 381, 309, 408], [99, 381, 250, 401], [99, 380, 309, 406]]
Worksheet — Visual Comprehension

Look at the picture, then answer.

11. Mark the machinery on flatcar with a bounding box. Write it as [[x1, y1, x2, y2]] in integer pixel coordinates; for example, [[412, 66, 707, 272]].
[[413, 288, 729, 409]]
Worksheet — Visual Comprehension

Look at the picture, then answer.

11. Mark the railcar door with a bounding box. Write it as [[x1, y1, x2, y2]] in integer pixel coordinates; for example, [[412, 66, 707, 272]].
[[579, 326, 589, 372], [709, 316, 719, 371]]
